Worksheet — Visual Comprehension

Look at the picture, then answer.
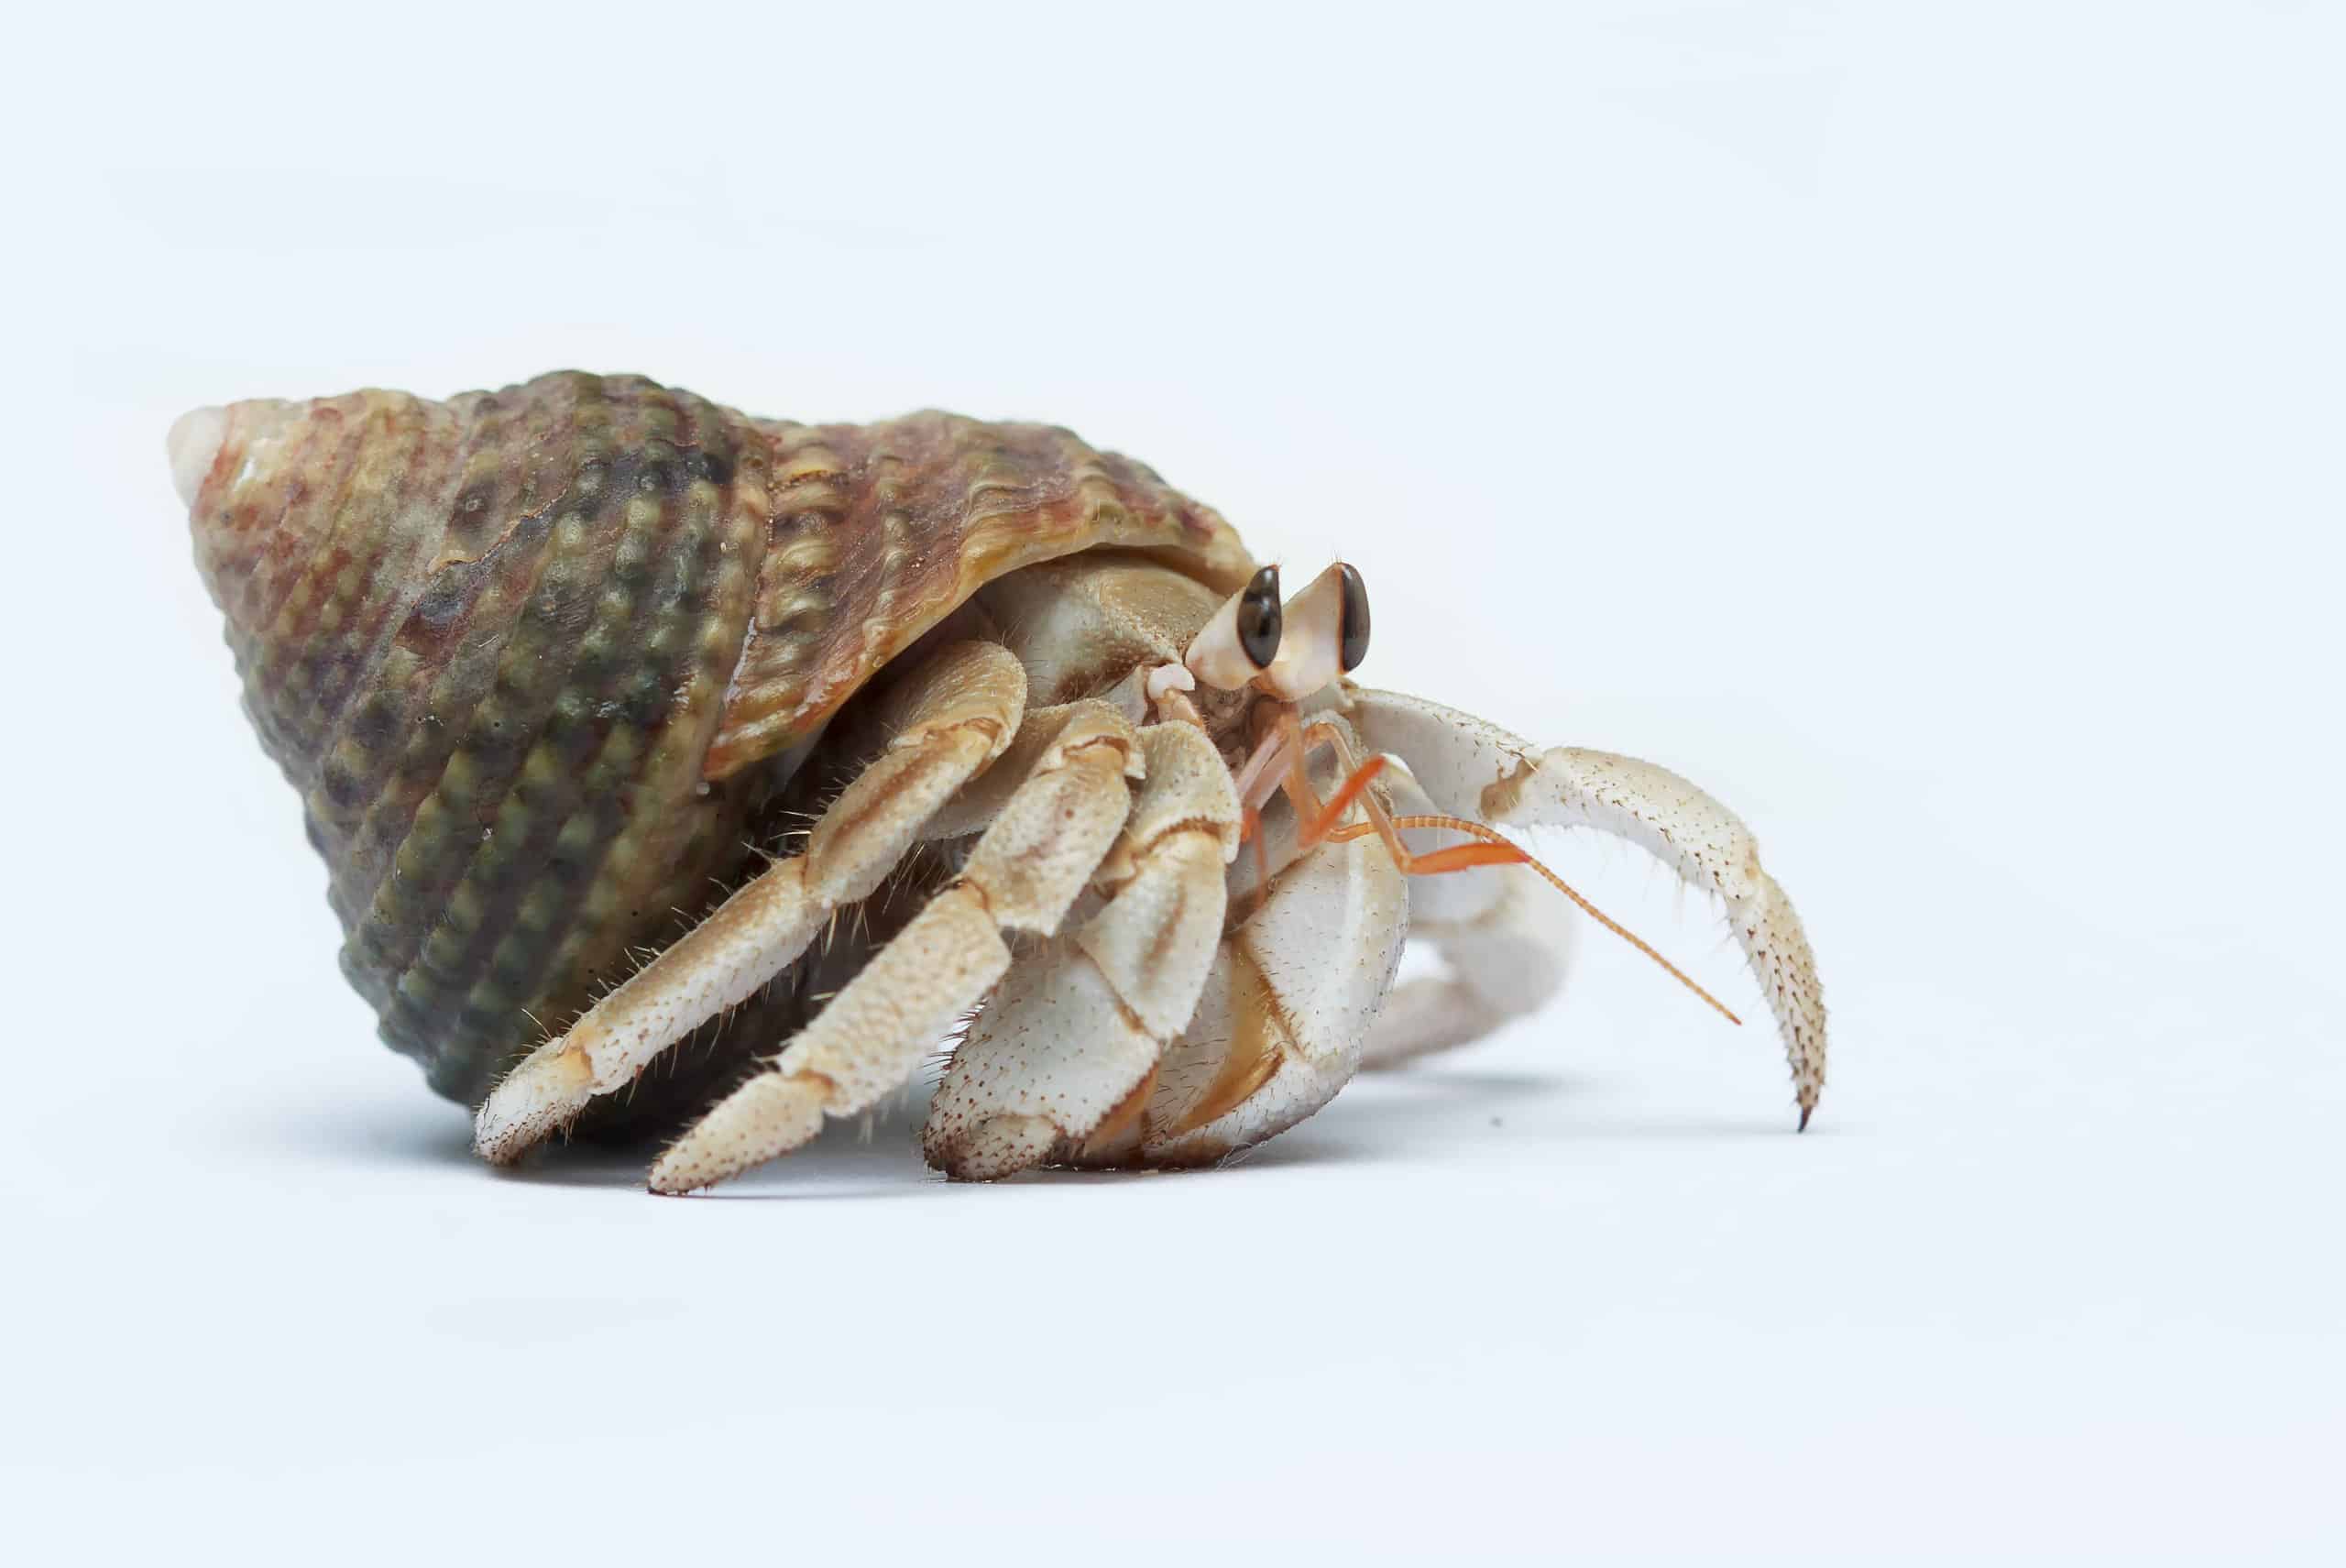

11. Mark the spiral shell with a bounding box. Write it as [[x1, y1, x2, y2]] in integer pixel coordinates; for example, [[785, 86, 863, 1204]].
[[180, 371, 1251, 1105]]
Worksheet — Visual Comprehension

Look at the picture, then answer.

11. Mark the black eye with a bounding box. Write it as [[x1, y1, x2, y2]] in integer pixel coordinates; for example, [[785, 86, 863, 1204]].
[[1336, 563, 1371, 671], [1236, 565, 1283, 668]]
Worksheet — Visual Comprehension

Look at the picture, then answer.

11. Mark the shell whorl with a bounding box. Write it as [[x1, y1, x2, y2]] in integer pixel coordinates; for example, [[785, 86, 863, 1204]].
[[178, 371, 1251, 1106]]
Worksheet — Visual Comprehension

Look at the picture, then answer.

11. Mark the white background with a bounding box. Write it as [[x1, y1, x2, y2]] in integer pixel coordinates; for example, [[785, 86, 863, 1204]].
[[5, 3, 2341, 1562]]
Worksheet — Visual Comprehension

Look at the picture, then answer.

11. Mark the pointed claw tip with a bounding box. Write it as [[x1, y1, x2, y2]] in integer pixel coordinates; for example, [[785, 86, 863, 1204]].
[[472, 1048, 598, 1165], [1798, 1104, 1814, 1133], [645, 1157, 708, 1197], [473, 1119, 540, 1167], [474, 1121, 542, 1167], [645, 1139, 710, 1195], [472, 1109, 518, 1165], [471, 1107, 528, 1166]]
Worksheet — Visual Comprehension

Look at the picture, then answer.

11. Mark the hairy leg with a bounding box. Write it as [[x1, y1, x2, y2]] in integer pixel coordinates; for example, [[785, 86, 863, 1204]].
[[474, 640, 1030, 1163], [647, 701, 1146, 1192], [1089, 716, 1411, 1167], [922, 721, 1244, 1179]]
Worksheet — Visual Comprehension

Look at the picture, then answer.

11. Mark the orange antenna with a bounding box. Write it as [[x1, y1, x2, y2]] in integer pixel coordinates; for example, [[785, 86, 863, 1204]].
[[1329, 812, 1742, 1026], [1246, 712, 1741, 1028]]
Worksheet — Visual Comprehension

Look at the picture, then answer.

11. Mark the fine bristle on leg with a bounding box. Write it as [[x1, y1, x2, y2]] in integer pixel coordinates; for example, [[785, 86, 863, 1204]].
[[650, 700, 1148, 1192], [473, 640, 1030, 1164], [922, 722, 1243, 1179]]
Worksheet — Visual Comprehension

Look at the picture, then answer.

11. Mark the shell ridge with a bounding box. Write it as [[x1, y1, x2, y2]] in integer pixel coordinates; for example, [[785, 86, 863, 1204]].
[[276, 399, 460, 769], [243, 397, 385, 680], [395, 384, 732, 1077], [701, 411, 1251, 781], [378, 385, 676, 1062], [217, 397, 340, 641], [369, 379, 776, 1099], [338, 506, 567, 992], [217, 402, 354, 763], [521, 407, 772, 1062], [362, 376, 674, 1040], [335, 373, 625, 904], [335, 377, 616, 982]]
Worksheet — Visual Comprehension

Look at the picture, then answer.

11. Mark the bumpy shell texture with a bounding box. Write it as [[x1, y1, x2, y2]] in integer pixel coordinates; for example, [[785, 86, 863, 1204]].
[[183, 370, 1250, 1105]]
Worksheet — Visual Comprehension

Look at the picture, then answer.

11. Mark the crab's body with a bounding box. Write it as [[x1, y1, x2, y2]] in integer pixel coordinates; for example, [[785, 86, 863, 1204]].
[[171, 371, 1825, 1191]]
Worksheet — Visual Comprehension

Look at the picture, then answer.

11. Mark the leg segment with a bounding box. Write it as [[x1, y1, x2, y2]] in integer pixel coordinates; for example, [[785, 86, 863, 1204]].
[[1343, 686, 1828, 1124], [1359, 864, 1576, 1068], [1358, 762, 1578, 1069], [1116, 814, 1409, 1166], [921, 722, 1243, 1179], [473, 640, 1030, 1164], [647, 700, 1146, 1192], [1082, 715, 1410, 1167]]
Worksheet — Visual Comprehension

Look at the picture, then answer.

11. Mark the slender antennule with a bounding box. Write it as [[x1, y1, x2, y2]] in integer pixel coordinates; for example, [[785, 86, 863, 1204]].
[[1330, 813, 1742, 1025]]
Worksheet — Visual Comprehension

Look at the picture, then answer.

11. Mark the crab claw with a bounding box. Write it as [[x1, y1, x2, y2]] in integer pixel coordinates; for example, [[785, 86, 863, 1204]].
[[1342, 687, 1827, 1126]]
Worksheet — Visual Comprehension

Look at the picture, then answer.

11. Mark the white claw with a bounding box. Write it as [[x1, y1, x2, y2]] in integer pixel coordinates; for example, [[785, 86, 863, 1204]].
[[1344, 686, 1829, 1125], [167, 405, 228, 507]]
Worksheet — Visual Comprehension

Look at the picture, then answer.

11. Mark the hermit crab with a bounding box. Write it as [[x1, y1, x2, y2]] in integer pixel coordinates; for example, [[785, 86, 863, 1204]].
[[170, 371, 1825, 1193]]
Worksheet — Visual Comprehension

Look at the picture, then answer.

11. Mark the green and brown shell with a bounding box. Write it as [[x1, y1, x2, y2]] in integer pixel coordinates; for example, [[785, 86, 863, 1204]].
[[181, 371, 1252, 1107]]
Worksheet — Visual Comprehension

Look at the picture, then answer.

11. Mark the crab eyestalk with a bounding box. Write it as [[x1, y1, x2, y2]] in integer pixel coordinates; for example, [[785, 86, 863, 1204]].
[[1257, 561, 1369, 700], [1184, 564, 1284, 688]]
